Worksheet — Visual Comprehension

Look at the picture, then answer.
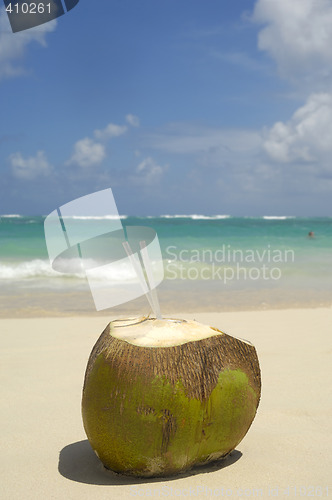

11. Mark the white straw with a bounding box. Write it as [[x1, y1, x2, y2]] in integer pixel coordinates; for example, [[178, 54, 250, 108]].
[[122, 241, 155, 314], [139, 241, 162, 320]]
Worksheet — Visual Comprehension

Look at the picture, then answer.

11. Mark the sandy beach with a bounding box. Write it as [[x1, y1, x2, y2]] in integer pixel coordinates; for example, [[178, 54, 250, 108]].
[[1, 307, 331, 499]]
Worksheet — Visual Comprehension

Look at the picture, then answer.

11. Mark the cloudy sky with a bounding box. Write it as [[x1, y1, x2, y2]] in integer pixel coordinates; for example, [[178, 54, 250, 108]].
[[0, 0, 332, 216]]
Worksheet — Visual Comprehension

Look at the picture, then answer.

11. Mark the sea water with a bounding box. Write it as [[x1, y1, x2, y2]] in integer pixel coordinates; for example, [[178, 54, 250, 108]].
[[0, 215, 331, 316]]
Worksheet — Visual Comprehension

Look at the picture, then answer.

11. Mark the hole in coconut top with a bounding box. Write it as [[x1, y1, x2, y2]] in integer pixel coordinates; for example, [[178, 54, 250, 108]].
[[109, 317, 225, 347]]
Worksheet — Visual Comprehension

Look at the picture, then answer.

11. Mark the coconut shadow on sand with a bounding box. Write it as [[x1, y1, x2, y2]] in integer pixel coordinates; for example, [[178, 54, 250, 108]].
[[58, 440, 242, 485]]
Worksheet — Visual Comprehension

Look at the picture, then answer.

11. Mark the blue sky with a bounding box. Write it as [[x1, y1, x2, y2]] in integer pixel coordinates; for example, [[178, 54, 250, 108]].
[[0, 0, 332, 216]]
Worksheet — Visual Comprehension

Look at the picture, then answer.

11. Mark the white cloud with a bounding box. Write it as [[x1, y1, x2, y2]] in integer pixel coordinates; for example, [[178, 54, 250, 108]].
[[252, 0, 332, 85], [133, 157, 166, 185], [126, 114, 140, 127], [94, 123, 127, 140], [263, 93, 332, 164], [250, 0, 332, 195], [67, 138, 105, 168], [0, 8, 56, 81], [66, 120, 129, 169], [141, 113, 332, 204], [10, 150, 52, 179]]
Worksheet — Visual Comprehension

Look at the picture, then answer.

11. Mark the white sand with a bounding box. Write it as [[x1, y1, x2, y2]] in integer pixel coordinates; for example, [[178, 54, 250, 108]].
[[1, 308, 331, 499]]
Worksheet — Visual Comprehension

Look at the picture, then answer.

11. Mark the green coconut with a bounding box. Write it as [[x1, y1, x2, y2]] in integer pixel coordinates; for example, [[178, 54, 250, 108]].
[[81, 317, 261, 477]]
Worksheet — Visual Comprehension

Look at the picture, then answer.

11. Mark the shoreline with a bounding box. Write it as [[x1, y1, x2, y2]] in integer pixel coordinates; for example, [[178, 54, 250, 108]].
[[1, 287, 331, 318], [1, 301, 332, 318], [0, 296, 332, 320]]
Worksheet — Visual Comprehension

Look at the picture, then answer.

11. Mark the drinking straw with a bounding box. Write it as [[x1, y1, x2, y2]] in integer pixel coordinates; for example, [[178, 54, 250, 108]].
[[139, 240, 162, 320], [122, 241, 156, 316]]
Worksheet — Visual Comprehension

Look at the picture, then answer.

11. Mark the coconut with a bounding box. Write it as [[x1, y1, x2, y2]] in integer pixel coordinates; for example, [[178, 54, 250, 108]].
[[81, 317, 261, 477]]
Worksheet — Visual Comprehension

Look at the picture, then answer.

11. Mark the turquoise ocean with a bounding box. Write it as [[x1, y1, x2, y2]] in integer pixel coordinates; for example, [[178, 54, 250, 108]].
[[0, 215, 331, 316]]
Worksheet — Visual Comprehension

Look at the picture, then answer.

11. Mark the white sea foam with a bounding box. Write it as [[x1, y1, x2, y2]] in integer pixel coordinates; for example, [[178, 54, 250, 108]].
[[0, 259, 137, 282], [61, 215, 128, 220], [160, 215, 190, 219], [0, 261, 55, 280], [160, 214, 230, 220], [263, 216, 296, 220], [190, 215, 230, 220], [0, 260, 81, 280], [0, 214, 22, 218]]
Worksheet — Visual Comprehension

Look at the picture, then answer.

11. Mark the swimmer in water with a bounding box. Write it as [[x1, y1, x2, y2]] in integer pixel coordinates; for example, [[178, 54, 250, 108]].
[[308, 231, 314, 238]]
